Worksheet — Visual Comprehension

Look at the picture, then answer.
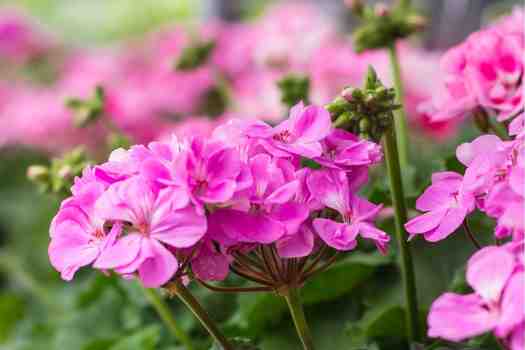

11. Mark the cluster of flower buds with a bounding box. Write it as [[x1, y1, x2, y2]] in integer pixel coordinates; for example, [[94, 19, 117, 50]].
[[347, 0, 427, 52], [48, 101, 388, 290], [326, 67, 399, 142]]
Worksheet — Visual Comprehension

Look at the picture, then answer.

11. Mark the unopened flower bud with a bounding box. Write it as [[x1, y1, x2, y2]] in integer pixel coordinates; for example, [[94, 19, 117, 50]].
[[374, 3, 390, 17], [342, 87, 356, 102], [27, 165, 49, 183], [344, 0, 364, 16]]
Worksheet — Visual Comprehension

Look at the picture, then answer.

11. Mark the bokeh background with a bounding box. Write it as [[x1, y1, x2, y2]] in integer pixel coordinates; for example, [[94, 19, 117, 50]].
[[0, 1, 521, 349]]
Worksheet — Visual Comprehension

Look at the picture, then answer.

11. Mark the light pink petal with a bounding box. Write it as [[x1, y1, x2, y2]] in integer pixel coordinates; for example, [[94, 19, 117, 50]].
[[249, 154, 272, 197], [404, 208, 448, 238], [93, 234, 142, 269], [151, 206, 207, 248], [277, 223, 315, 258], [140, 158, 171, 186], [351, 194, 382, 222], [466, 246, 515, 303], [496, 271, 524, 337], [424, 207, 467, 242], [138, 239, 178, 288], [48, 234, 98, 281], [313, 218, 358, 251], [307, 170, 349, 214], [428, 293, 499, 342], [416, 183, 456, 212], [456, 135, 503, 166], [266, 180, 300, 204]]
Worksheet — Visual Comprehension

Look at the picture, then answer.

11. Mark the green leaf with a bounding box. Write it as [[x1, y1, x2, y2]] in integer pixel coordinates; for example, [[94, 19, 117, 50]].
[[109, 326, 161, 350], [176, 41, 215, 71], [277, 74, 310, 108], [444, 155, 465, 174], [0, 293, 25, 343], [302, 252, 392, 305], [300, 157, 322, 170], [82, 338, 118, 350]]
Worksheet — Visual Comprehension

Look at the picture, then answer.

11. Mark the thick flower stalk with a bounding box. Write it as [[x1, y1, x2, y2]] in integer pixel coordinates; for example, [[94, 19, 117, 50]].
[[326, 67, 421, 342], [48, 97, 389, 349]]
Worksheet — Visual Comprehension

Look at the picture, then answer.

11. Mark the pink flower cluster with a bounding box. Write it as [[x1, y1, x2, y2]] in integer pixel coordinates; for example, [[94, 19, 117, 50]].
[[428, 242, 524, 350], [48, 102, 388, 287], [405, 134, 524, 242], [0, 3, 461, 153], [420, 7, 524, 124]]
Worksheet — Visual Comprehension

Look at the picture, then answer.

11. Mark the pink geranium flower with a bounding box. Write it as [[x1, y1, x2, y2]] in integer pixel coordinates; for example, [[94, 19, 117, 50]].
[[428, 245, 524, 343], [405, 172, 475, 242], [210, 154, 308, 246], [93, 176, 207, 287], [308, 169, 390, 253], [246, 102, 332, 158]]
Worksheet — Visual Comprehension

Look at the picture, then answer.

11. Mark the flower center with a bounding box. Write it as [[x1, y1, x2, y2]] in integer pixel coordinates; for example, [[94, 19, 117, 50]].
[[273, 130, 292, 143]]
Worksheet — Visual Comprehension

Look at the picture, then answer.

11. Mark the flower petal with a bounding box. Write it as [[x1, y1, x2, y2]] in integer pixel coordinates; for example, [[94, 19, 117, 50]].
[[138, 239, 178, 288], [313, 218, 358, 251]]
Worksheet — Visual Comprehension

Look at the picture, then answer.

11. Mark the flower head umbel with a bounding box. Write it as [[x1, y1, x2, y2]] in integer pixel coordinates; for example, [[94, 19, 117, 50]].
[[48, 100, 387, 290]]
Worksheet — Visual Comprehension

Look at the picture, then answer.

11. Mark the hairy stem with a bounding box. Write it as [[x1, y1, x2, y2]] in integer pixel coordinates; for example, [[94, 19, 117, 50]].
[[383, 125, 421, 342], [282, 287, 315, 350], [166, 281, 233, 350], [142, 287, 195, 350], [388, 44, 410, 168]]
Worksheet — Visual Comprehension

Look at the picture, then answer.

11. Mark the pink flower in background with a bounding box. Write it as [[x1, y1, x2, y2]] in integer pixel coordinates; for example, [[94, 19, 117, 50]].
[[0, 8, 53, 63], [308, 169, 390, 253], [93, 176, 207, 287], [428, 245, 524, 345], [405, 172, 475, 242]]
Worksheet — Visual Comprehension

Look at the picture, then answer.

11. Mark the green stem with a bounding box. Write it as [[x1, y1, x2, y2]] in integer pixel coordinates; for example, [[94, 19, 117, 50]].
[[383, 126, 421, 343], [283, 287, 315, 350], [142, 287, 195, 350], [489, 118, 509, 140], [166, 281, 233, 350], [388, 44, 410, 168]]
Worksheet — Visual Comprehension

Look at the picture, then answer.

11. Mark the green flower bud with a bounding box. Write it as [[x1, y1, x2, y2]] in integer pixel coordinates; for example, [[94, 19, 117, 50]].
[[277, 74, 310, 109], [175, 41, 215, 71], [66, 86, 105, 128]]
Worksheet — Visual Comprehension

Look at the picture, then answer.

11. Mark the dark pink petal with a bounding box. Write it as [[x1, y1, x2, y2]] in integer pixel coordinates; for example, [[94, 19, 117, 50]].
[[93, 234, 142, 269], [292, 105, 332, 143], [466, 246, 515, 303], [428, 292, 498, 342], [496, 271, 524, 337], [207, 147, 241, 183], [359, 223, 390, 255], [192, 246, 229, 281], [276, 223, 315, 258], [270, 202, 309, 234], [313, 218, 358, 251], [218, 209, 285, 244], [138, 239, 178, 288], [510, 323, 524, 350]]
